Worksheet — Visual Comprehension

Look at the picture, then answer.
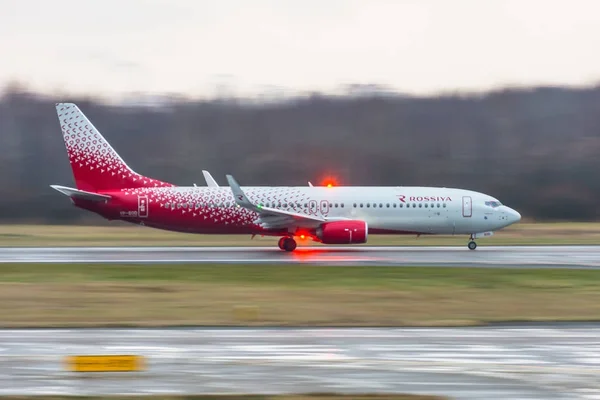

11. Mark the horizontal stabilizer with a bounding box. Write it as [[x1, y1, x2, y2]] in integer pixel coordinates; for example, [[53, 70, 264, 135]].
[[50, 185, 111, 202]]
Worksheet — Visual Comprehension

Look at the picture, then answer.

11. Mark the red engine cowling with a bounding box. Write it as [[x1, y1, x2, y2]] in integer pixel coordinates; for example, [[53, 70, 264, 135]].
[[315, 220, 368, 244]]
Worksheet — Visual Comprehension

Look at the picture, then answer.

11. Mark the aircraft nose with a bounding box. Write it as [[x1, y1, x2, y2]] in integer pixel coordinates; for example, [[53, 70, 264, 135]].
[[508, 207, 521, 223]]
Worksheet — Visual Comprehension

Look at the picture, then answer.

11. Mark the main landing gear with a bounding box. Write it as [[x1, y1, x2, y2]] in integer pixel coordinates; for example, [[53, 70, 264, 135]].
[[468, 234, 477, 250], [278, 236, 297, 252]]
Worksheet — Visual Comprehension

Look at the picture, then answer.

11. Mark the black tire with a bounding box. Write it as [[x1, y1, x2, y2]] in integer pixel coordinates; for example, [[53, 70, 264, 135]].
[[278, 237, 286, 250], [283, 237, 297, 252], [468, 241, 477, 250]]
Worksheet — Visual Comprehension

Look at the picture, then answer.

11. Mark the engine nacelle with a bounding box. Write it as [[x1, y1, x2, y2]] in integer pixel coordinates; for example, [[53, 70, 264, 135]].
[[315, 220, 368, 244]]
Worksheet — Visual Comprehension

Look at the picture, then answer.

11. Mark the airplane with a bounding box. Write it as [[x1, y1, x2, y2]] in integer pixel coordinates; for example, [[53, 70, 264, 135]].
[[50, 103, 521, 252]]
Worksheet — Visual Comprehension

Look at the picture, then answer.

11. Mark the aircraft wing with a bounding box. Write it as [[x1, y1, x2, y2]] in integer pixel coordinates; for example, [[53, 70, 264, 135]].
[[226, 175, 326, 229], [202, 170, 220, 187]]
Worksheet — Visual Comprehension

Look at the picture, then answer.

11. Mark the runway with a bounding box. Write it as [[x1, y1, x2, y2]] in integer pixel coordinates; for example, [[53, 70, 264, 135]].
[[1, 245, 600, 268], [1, 325, 600, 399]]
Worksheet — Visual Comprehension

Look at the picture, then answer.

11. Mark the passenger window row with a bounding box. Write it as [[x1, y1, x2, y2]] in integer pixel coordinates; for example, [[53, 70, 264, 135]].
[[164, 202, 234, 209], [163, 201, 447, 210], [163, 202, 345, 209], [353, 203, 447, 208]]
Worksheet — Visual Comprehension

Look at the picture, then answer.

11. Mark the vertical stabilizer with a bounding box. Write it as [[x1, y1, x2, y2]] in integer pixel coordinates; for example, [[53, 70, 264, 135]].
[[55, 103, 173, 192]]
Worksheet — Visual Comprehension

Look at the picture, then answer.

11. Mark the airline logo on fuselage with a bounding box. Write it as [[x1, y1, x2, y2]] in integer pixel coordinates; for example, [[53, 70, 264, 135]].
[[397, 195, 452, 203]]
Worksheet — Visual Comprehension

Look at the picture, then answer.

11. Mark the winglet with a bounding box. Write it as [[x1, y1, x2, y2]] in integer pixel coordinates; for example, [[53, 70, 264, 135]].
[[308, 182, 313, 187], [226, 175, 259, 211], [203, 170, 220, 187]]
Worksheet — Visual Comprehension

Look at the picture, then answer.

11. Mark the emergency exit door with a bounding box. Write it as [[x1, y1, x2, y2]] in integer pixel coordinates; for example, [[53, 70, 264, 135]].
[[462, 196, 472, 217], [138, 195, 149, 218]]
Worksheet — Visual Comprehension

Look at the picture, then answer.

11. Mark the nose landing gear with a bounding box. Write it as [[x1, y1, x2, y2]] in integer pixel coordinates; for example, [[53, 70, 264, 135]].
[[468, 234, 477, 250], [278, 236, 297, 252]]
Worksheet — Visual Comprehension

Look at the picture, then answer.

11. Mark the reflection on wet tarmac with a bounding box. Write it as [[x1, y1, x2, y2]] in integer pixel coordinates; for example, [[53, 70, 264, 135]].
[[0, 326, 599, 399], [1, 245, 600, 267]]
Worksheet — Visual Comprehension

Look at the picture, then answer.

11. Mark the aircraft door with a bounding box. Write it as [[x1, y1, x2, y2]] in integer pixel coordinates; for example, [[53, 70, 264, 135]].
[[138, 195, 149, 218], [309, 200, 318, 215], [320, 200, 329, 216], [462, 196, 472, 217]]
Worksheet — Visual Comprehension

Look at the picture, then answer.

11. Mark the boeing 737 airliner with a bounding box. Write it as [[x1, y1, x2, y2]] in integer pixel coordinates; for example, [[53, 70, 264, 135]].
[[51, 103, 521, 251]]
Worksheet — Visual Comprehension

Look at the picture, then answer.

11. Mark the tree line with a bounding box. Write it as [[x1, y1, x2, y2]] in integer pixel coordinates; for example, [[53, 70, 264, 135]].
[[1, 83, 600, 223]]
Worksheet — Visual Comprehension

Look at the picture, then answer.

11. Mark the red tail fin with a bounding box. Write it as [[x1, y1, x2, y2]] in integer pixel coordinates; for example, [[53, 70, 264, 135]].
[[55, 103, 174, 192]]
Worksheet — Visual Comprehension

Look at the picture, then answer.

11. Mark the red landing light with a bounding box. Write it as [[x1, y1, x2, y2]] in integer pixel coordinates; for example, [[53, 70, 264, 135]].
[[321, 176, 338, 188], [295, 233, 313, 243]]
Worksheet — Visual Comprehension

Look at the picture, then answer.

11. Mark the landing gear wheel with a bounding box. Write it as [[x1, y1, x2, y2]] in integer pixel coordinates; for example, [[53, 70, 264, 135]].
[[468, 241, 477, 250], [282, 237, 297, 252], [278, 237, 286, 250]]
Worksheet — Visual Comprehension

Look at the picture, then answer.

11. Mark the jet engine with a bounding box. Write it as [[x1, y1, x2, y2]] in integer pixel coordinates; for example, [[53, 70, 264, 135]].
[[315, 220, 368, 244]]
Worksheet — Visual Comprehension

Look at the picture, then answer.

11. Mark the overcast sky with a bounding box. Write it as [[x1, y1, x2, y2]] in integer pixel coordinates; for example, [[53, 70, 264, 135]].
[[1, 0, 599, 98]]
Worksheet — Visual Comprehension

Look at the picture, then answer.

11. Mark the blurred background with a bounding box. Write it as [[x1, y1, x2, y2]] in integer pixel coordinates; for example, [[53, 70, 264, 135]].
[[1, 0, 600, 224]]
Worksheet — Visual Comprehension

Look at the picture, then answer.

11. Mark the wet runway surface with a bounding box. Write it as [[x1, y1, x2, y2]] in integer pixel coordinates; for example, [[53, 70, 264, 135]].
[[1, 245, 600, 267], [1, 325, 600, 399]]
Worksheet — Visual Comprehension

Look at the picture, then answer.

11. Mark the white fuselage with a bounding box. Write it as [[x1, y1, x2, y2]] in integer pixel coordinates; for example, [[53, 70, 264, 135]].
[[124, 185, 521, 236], [246, 186, 521, 235]]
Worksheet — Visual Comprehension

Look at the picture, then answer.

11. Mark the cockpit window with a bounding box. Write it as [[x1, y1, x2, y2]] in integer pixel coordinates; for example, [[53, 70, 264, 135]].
[[485, 200, 502, 208]]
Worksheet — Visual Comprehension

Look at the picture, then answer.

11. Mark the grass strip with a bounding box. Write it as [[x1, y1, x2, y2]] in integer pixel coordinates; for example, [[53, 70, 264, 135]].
[[1, 263, 600, 327]]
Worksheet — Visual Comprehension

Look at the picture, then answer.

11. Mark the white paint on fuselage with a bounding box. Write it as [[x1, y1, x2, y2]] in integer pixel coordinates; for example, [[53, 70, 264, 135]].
[[154, 185, 521, 236]]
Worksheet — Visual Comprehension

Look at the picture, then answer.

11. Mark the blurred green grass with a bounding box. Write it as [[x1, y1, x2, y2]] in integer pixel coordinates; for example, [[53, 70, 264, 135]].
[[2, 263, 600, 328], [2, 262, 600, 288]]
